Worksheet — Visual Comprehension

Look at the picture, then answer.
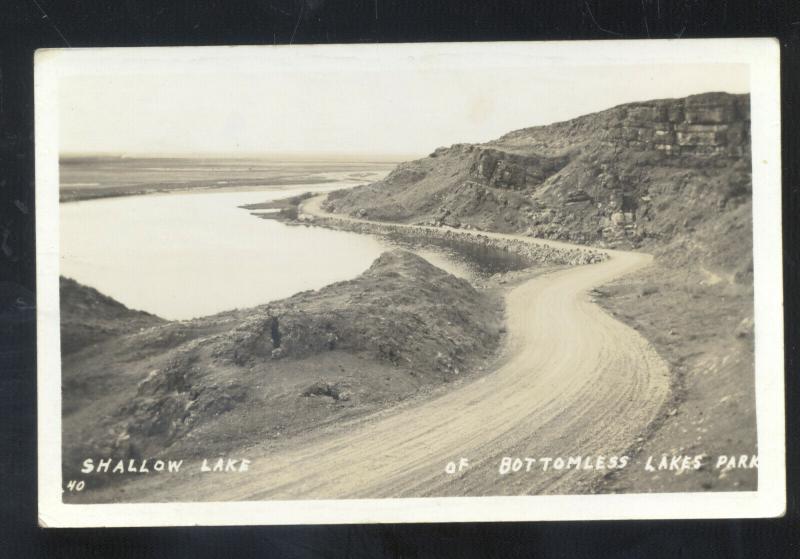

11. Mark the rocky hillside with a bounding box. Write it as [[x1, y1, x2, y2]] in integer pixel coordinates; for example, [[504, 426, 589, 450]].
[[325, 92, 752, 279], [62, 251, 504, 483], [60, 277, 165, 355]]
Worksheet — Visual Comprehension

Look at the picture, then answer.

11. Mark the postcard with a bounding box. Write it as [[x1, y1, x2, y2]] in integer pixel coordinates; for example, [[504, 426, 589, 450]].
[[35, 39, 784, 526]]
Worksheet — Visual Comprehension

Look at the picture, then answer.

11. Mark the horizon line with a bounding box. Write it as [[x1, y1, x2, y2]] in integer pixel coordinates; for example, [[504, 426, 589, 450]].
[[59, 150, 420, 163]]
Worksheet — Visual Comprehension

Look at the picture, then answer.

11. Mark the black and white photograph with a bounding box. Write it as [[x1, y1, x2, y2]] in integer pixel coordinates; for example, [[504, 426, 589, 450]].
[[34, 40, 784, 526]]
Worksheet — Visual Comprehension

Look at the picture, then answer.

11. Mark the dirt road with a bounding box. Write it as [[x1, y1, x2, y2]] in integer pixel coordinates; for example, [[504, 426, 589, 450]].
[[133, 194, 669, 500]]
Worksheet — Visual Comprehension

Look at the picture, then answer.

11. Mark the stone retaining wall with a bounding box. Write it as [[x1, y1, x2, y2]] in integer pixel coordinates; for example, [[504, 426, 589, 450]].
[[304, 215, 609, 267]]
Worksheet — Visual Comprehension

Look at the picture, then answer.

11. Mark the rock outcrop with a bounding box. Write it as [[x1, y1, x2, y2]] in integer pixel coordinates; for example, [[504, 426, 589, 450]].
[[324, 93, 752, 278]]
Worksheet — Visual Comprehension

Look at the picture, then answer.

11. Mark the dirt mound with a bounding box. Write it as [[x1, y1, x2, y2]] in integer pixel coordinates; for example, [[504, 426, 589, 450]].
[[209, 250, 504, 372], [62, 251, 504, 485]]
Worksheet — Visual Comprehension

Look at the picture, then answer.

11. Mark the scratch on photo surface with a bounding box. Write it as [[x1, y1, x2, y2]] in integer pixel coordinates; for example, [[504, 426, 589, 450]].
[[30, 0, 71, 47], [584, 2, 623, 37], [289, 1, 305, 45]]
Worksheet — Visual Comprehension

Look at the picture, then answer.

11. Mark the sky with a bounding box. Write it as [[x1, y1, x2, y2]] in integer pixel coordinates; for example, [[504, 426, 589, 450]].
[[58, 52, 749, 160]]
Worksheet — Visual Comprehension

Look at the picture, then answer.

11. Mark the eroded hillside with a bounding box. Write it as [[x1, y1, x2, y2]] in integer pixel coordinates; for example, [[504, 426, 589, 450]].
[[62, 251, 505, 488], [326, 92, 751, 277]]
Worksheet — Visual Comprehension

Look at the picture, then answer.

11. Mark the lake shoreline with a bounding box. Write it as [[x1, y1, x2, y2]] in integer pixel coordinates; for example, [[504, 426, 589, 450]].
[[59, 156, 397, 203], [248, 191, 609, 268], [60, 178, 341, 203], [59, 184, 399, 319]]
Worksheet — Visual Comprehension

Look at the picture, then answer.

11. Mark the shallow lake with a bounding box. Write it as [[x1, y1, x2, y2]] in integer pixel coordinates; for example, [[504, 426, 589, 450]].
[[60, 183, 474, 320]]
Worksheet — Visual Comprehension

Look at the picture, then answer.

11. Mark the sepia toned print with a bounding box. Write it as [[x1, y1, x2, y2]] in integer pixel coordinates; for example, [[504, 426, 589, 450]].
[[36, 40, 784, 526]]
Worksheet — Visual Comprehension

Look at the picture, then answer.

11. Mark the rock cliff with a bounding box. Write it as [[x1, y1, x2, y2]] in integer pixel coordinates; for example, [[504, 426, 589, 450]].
[[325, 92, 752, 278]]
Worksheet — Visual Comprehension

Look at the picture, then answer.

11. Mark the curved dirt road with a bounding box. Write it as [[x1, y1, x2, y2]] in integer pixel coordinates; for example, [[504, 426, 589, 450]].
[[149, 195, 670, 500]]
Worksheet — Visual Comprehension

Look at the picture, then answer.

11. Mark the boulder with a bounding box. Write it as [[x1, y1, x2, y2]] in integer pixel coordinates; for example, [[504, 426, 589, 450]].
[[735, 316, 754, 339]]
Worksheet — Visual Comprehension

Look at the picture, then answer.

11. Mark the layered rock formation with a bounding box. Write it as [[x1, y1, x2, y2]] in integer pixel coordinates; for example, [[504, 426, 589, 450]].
[[324, 93, 752, 271], [598, 93, 749, 157]]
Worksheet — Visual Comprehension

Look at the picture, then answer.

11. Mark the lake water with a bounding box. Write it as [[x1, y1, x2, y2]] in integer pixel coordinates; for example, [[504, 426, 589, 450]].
[[60, 182, 473, 320]]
